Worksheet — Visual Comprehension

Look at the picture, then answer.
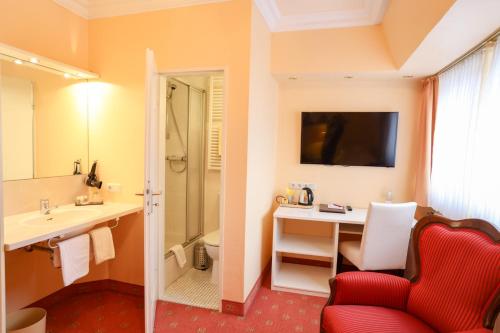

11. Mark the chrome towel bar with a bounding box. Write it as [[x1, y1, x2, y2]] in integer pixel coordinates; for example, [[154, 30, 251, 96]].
[[25, 217, 120, 252]]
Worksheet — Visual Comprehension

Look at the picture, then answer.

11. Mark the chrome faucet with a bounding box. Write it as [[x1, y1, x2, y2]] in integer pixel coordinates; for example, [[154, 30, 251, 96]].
[[40, 199, 50, 215]]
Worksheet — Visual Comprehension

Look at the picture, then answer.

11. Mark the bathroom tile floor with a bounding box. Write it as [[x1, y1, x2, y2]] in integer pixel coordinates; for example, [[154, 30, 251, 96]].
[[155, 273, 326, 333], [45, 290, 144, 332], [164, 268, 219, 310]]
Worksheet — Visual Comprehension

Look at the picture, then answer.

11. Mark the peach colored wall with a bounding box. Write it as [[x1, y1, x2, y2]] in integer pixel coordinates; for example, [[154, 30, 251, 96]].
[[275, 78, 420, 207], [107, 213, 144, 286], [271, 25, 395, 76], [243, 4, 278, 300], [0, 0, 89, 69], [88, 0, 252, 302], [382, 0, 456, 68], [5, 243, 110, 313]]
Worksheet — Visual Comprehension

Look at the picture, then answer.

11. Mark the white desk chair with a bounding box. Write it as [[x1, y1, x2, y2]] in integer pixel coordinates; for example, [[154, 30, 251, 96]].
[[338, 202, 417, 271]]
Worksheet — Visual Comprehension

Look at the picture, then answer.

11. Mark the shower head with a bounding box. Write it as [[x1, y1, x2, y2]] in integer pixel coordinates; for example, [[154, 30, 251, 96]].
[[167, 83, 177, 99]]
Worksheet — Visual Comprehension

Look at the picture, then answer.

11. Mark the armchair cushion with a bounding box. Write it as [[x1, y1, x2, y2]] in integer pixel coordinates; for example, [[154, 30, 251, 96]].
[[322, 305, 436, 333], [332, 272, 410, 311]]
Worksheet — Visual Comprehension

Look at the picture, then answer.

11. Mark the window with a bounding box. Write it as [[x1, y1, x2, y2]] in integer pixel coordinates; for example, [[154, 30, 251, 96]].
[[430, 41, 500, 226]]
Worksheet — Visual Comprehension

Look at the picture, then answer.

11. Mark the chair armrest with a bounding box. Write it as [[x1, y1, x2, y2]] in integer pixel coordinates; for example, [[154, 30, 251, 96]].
[[326, 272, 411, 311], [451, 329, 492, 333]]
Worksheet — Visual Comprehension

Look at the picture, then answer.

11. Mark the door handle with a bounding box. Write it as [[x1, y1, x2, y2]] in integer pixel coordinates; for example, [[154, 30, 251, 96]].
[[135, 192, 162, 196]]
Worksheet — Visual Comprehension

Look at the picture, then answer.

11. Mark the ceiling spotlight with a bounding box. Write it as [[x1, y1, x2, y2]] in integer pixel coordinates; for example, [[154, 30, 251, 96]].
[[403, 75, 414, 78], [344, 75, 354, 79], [14, 59, 23, 65], [30, 57, 39, 64], [288, 76, 298, 80]]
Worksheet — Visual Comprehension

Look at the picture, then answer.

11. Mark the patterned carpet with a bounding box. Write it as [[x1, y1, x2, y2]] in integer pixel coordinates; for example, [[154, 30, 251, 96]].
[[42, 273, 326, 332], [155, 274, 326, 333], [45, 290, 144, 332]]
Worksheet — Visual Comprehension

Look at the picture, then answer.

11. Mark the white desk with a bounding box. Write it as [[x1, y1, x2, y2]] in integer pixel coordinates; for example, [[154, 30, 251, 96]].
[[271, 205, 367, 297]]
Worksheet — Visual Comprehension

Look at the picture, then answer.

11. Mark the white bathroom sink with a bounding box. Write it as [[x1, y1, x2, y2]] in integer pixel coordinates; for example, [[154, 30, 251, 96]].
[[20, 208, 103, 227], [3, 202, 143, 251]]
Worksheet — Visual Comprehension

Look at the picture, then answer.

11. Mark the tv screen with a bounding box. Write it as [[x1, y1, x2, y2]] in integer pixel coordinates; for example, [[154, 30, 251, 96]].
[[300, 112, 398, 167]]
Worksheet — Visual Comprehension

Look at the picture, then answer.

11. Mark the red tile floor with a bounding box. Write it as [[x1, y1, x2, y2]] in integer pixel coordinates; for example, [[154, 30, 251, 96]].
[[154, 274, 326, 333], [45, 290, 145, 332]]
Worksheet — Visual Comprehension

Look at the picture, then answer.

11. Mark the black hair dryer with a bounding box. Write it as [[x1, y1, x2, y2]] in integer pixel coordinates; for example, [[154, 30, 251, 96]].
[[298, 187, 314, 206], [86, 161, 103, 189]]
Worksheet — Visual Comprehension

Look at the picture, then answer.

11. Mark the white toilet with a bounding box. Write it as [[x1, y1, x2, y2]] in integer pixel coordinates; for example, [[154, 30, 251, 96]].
[[203, 230, 219, 284]]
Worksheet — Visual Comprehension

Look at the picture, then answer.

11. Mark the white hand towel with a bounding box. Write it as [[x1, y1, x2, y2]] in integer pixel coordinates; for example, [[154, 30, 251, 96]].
[[58, 234, 90, 286], [89, 227, 115, 265], [170, 244, 187, 268]]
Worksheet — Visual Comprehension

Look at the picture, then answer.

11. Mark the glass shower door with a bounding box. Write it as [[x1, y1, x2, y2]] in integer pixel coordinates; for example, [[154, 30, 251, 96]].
[[186, 87, 204, 242], [164, 79, 205, 254]]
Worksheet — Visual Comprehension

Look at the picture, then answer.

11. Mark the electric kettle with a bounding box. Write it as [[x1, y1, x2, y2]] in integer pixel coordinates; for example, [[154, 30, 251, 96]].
[[298, 187, 314, 206]]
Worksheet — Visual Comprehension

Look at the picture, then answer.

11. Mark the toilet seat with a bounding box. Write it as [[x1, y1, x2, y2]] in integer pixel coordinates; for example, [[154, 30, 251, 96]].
[[204, 230, 219, 247]]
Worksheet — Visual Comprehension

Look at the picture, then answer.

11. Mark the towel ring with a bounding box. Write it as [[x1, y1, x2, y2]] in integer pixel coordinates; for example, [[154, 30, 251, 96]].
[[48, 237, 59, 249], [109, 218, 119, 229]]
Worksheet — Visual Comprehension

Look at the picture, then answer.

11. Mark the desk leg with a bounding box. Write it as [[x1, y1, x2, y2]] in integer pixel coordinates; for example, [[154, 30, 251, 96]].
[[331, 222, 339, 278]]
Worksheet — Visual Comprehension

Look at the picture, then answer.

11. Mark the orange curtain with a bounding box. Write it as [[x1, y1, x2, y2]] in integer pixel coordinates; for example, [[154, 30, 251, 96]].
[[414, 76, 438, 206]]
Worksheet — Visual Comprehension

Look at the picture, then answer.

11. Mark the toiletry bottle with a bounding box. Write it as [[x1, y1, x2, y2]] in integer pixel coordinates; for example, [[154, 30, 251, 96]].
[[286, 187, 294, 204]]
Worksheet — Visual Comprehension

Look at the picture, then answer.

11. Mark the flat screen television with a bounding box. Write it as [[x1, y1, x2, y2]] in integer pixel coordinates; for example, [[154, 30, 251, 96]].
[[300, 112, 398, 167]]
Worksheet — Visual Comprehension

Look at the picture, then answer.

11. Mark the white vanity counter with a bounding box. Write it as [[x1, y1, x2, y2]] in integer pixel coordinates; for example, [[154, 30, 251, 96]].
[[4, 202, 143, 251]]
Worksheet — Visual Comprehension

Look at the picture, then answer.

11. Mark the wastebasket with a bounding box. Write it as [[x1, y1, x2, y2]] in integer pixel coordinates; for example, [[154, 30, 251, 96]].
[[194, 242, 209, 270], [7, 308, 46, 333]]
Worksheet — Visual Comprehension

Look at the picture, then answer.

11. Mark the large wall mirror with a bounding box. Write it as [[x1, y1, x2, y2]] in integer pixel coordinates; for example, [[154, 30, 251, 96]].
[[0, 45, 97, 181]]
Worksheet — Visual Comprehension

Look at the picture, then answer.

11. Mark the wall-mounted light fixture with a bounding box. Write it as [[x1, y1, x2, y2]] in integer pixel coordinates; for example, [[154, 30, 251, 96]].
[[0, 42, 98, 81]]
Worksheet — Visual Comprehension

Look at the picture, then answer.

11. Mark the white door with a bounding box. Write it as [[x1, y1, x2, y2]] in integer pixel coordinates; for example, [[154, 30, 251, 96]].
[[144, 48, 160, 333]]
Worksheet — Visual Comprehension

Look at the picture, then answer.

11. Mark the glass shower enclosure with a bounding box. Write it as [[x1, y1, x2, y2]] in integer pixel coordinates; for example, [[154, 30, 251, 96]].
[[164, 78, 206, 254]]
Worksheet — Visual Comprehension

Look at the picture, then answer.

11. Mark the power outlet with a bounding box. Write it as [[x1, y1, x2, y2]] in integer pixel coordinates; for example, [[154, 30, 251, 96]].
[[106, 183, 122, 193], [288, 182, 316, 190]]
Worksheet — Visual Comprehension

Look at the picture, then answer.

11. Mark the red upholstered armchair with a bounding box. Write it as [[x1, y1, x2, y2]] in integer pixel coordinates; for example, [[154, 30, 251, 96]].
[[321, 215, 500, 333]]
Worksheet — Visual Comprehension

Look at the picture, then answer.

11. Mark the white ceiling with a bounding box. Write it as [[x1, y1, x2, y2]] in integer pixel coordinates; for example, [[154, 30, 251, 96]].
[[56, 0, 389, 29], [53, 0, 229, 19], [254, 0, 389, 32]]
